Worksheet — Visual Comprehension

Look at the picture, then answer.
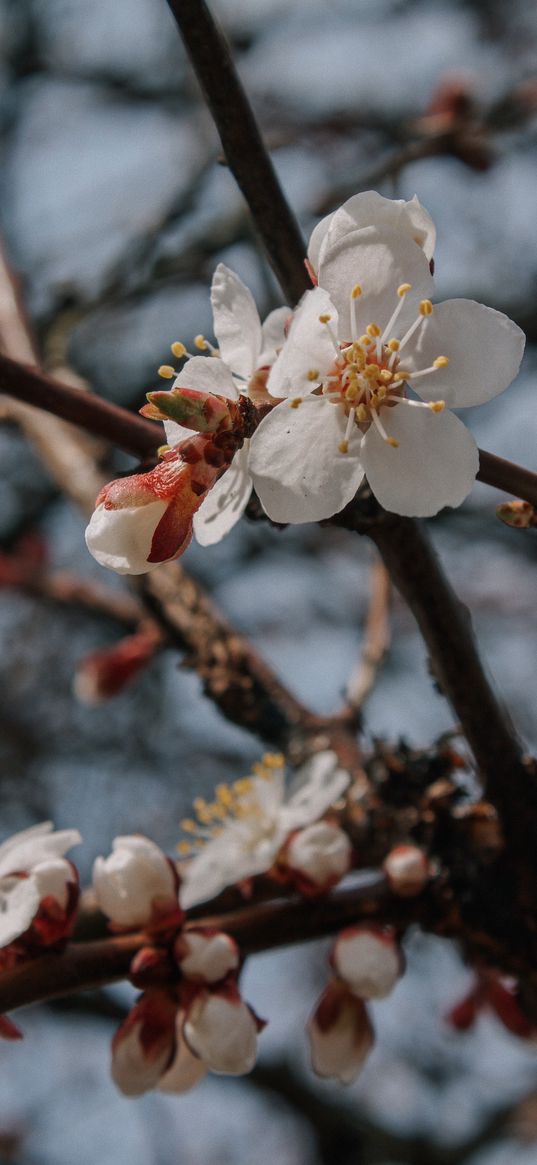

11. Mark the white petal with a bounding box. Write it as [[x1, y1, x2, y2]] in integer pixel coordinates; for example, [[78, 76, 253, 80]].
[[258, 306, 290, 367], [179, 835, 242, 910], [249, 398, 364, 523], [267, 288, 338, 399], [177, 931, 239, 984], [158, 1022, 207, 1094], [309, 191, 436, 270], [193, 447, 252, 546], [173, 355, 239, 400], [361, 405, 479, 517], [210, 264, 262, 379], [111, 1021, 172, 1097], [0, 823, 53, 875], [184, 992, 258, 1075], [283, 751, 350, 831], [287, 822, 351, 886], [333, 927, 401, 999], [85, 500, 169, 575], [32, 859, 73, 909], [93, 836, 176, 927], [318, 227, 434, 342], [0, 824, 81, 877], [406, 299, 526, 408], [0, 876, 40, 947], [308, 988, 374, 1084]]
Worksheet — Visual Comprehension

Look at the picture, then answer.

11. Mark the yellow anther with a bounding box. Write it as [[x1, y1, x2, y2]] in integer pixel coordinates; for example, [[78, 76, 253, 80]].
[[177, 841, 192, 855], [419, 300, 433, 316], [387, 338, 400, 352], [366, 323, 381, 337], [180, 819, 197, 834], [234, 778, 253, 795], [358, 334, 372, 347], [365, 363, 380, 376], [289, 397, 303, 409], [319, 313, 332, 324], [338, 440, 349, 454], [386, 437, 400, 448], [158, 364, 175, 379], [345, 384, 358, 402], [379, 369, 393, 383], [307, 369, 320, 381], [369, 394, 379, 410], [216, 783, 234, 807], [433, 355, 449, 368], [351, 284, 363, 298], [157, 444, 171, 459], [194, 334, 208, 350], [377, 386, 387, 400], [429, 400, 445, 413], [263, 753, 284, 768], [356, 404, 368, 422], [171, 341, 186, 358], [397, 283, 412, 297], [394, 369, 410, 381]]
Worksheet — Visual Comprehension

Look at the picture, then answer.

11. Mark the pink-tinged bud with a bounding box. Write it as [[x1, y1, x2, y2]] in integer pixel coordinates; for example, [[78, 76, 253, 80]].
[[307, 981, 374, 1084], [183, 986, 262, 1075], [175, 928, 239, 985], [111, 989, 177, 1097], [158, 1012, 208, 1094], [487, 978, 534, 1039], [93, 836, 178, 928], [332, 926, 402, 999], [0, 1015, 23, 1041], [383, 845, 430, 897], [129, 946, 175, 990], [142, 388, 233, 433], [285, 822, 352, 892], [74, 624, 162, 705]]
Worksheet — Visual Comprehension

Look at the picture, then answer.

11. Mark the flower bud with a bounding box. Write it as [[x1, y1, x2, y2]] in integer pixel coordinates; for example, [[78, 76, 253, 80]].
[[111, 989, 177, 1097], [175, 928, 239, 984], [383, 844, 430, 897], [183, 986, 262, 1075], [285, 822, 351, 891], [74, 625, 161, 705], [307, 981, 374, 1084], [332, 925, 402, 999], [93, 835, 178, 928], [158, 1013, 208, 1094]]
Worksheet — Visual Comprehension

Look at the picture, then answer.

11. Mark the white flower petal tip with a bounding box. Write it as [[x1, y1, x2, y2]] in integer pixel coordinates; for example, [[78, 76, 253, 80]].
[[183, 990, 261, 1075], [308, 190, 436, 273], [111, 991, 177, 1097], [173, 354, 240, 400], [192, 445, 252, 547], [332, 926, 402, 1000], [210, 265, 263, 381], [383, 845, 430, 898], [175, 929, 239, 985], [93, 836, 178, 928], [285, 823, 352, 891], [178, 751, 350, 910], [85, 500, 170, 575], [0, 823, 82, 949], [308, 982, 374, 1084]]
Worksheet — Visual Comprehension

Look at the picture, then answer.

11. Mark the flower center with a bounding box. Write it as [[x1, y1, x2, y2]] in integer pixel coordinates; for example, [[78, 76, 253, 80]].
[[290, 282, 449, 453], [177, 753, 285, 856]]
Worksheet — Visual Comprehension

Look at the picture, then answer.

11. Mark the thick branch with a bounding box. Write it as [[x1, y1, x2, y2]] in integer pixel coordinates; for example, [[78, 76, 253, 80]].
[[166, 0, 309, 305], [0, 352, 158, 460], [0, 877, 388, 1013]]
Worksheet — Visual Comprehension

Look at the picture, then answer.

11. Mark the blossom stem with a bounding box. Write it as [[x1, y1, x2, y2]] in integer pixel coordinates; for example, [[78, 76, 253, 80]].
[[165, 0, 309, 306]]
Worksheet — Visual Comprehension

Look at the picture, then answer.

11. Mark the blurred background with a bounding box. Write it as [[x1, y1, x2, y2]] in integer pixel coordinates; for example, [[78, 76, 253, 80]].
[[1, 0, 537, 1161]]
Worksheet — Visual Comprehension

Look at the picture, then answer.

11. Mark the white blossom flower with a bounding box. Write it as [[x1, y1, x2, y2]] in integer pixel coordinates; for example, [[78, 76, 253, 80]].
[[111, 989, 177, 1097], [332, 925, 402, 999], [249, 214, 525, 520], [179, 751, 350, 910], [308, 189, 436, 274], [307, 982, 374, 1084], [163, 264, 289, 546], [0, 822, 81, 949], [285, 821, 352, 890], [183, 986, 260, 1075], [93, 835, 177, 928]]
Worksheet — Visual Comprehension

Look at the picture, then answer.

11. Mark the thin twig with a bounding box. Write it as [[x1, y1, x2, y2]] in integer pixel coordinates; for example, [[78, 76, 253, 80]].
[[345, 556, 391, 714], [165, 0, 310, 306]]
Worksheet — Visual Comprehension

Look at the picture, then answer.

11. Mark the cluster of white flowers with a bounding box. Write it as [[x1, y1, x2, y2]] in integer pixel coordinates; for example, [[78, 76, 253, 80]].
[[85, 190, 525, 575]]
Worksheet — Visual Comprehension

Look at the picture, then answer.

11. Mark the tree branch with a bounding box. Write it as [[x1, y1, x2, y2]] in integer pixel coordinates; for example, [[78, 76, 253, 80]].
[[165, 0, 310, 306]]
